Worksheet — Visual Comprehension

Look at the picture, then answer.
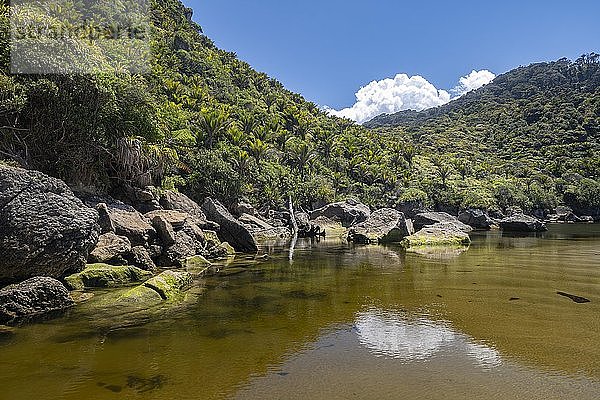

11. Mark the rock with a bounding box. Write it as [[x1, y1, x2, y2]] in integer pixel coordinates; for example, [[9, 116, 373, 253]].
[[118, 285, 164, 304], [310, 216, 348, 238], [231, 201, 257, 217], [141, 270, 192, 300], [581, 216, 594, 224], [64, 264, 152, 290], [309, 199, 371, 227], [499, 214, 547, 232], [348, 209, 414, 244], [217, 242, 236, 256], [201, 198, 259, 253], [295, 212, 325, 238], [89, 233, 132, 264], [402, 224, 471, 248], [151, 215, 176, 246], [505, 206, 524, 217], [458, 209, 493, 230], [94, 201, 155, 246], [239, 213, 274, 231], [0, 165, 100, 283], [0, 277, 74, 323], [253, 227, 293, 241], [555, 206, 573, 218], [413, 212, 473, 233], [159, 191, 218, 230], [124, 246, 157, 271]]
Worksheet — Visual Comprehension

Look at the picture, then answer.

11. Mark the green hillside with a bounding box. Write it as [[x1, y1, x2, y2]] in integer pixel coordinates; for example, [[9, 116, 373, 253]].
[[0, 0, 598, 217], [365, 56, 600, 216]]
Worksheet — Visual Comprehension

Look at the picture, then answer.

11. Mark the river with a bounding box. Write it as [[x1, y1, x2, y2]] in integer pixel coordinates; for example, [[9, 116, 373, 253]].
[[1, 224, 599, 399]]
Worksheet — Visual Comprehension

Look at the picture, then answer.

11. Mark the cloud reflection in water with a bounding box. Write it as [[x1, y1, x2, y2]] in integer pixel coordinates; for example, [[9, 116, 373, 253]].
[[355, 308, 501, 368]]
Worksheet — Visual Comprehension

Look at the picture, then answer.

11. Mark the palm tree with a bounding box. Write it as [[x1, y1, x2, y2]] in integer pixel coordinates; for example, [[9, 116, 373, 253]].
[[288, 141, 317, 176], [198, 108, 231, 149], [247, 138, 270, 164]]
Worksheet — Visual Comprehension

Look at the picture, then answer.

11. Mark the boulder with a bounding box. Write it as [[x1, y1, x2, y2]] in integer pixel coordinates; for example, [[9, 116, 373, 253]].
[[124, 246, 157, 271], [0, 277, 74, 323], [89, 233, 132, 264], [202, 198, 258, 253], [94, 201, 155, 246], [458, 209, 493, 230], [140, 270, 192, 301], [0, 165, 100, 283], [63, 264, 152, 290], [581, 216, 594, 224], [151, 215, 176, 246], [413, 212, 473, 233], [348, 209, 414, 244], [499, 214, 548, 232], [231, 200, 257, 217], [239, 213, 274, 231], [309, 199, 370, 227], [402, 224, 471, 248], [159, 191, 218, 230]]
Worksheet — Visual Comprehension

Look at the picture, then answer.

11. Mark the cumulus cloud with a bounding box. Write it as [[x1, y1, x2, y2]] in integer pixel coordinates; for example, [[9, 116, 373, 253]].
[[326, 69, 495, 124], [451, 69, 496, 97]]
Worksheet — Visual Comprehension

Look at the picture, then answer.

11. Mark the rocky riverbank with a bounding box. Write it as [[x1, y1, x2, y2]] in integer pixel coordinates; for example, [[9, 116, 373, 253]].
[[0, 164, 596, 325]]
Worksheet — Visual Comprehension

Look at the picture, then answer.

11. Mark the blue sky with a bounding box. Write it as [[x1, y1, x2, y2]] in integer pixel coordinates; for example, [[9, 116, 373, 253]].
[[183, 0, 599, 117]]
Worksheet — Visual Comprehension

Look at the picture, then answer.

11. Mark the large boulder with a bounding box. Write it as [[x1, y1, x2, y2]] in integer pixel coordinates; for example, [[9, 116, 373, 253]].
[[348, 209, 414, 244], [63, 263, 152, 290], [309, 199, 371, 227], [0, 277, 74, 323], [458, 209, 493, 230], [0, 166, 100, 283], [159, 191, 218, 230], [202, 198, 258, 253], [402, 224, 471, 248], [413, 212, 473, 233], [499, 214, 548, 232], [89, 232, 132, 264], [94, 201, 155, 246]]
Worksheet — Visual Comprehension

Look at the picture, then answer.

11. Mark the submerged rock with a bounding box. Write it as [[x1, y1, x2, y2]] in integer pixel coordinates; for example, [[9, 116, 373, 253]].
[[202, 198, 258, 253], [309, 199, 371, 227], [0, 277, 74, 324], [64, 264, 152, 290], [499, 214, 547, 232], [119, 270, 192, 303], [0, 165, 100, 283], [413, 212, 473, 233], [348, 209, 414, 244], [402, 224, 471, 248]]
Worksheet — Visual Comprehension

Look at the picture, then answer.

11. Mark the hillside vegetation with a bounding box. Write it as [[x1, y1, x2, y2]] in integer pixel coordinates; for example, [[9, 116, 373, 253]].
[[0, 0, 598, 217]]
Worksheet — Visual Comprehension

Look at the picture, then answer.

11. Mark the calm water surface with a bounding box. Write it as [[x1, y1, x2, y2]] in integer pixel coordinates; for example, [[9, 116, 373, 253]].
[[1, 224, 599, 399]]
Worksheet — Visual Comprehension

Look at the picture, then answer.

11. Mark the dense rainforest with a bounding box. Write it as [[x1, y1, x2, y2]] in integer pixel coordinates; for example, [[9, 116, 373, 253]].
[[0, 0, 598, 217]]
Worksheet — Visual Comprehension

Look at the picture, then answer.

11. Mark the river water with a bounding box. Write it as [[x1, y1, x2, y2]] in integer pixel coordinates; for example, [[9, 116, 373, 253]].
[[1, 224, 599, 399]]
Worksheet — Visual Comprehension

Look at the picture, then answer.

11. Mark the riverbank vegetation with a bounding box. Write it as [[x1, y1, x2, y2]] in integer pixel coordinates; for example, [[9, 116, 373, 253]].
[[0, 0, 598, 217]]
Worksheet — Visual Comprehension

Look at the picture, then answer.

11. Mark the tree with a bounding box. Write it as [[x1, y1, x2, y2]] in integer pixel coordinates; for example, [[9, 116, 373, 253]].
[[198, 108, 231, 149]]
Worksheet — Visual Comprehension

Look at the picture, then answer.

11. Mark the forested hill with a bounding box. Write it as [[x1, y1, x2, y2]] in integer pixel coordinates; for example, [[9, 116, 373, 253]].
[[0, 1, 598, 217], [365, 56, 600, 166]]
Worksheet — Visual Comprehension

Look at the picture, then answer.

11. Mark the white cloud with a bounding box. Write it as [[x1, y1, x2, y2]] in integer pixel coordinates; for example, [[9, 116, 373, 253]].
[[326, 69, 496, 124], [451, 69, 496, 97]]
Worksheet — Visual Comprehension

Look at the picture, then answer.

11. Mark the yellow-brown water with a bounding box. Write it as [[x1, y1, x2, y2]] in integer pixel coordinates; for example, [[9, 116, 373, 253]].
[[1, 224, 599, 399]]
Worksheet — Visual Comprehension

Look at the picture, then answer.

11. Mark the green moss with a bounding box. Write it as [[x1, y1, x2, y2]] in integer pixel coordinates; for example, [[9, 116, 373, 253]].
[[119, 285, 164, 304], [64, 264, 152, 290], [402, 229, 471, 248], [142, 271, 192, 300]]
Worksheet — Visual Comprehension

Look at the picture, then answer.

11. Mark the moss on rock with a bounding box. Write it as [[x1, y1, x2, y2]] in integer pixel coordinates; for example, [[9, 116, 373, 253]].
[[64, 263, 152, 290], [142, 270, 192, 300], [402, 226, 471, 248]]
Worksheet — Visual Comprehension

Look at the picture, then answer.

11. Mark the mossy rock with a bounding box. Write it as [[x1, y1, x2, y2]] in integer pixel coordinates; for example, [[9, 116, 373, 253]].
[[184, 256, 213, 277], [203, 230, 221, 245], [401, 227, 471, 248], [142, 270, 192, 300], [118, 285, 164, 304], [64, 263, 153, 290], [218, 242, 236, 256]]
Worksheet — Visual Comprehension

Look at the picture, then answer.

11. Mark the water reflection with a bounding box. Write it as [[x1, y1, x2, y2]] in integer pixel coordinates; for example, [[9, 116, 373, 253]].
[[355, 308, 501, 368]]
